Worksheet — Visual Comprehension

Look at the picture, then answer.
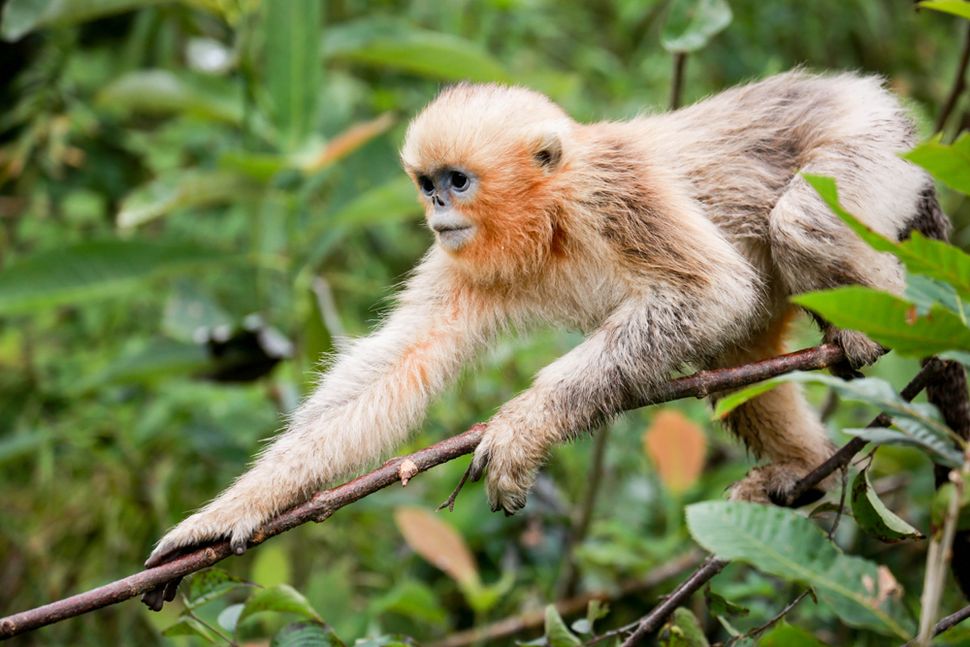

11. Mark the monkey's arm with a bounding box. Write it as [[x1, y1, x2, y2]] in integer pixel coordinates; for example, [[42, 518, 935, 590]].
[[472, 276, 757, 514], [148, 255, 498, 563]]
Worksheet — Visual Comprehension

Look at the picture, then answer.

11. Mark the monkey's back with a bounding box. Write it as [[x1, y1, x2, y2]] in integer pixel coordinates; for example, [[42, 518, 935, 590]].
[[640, 71, 920, 246]]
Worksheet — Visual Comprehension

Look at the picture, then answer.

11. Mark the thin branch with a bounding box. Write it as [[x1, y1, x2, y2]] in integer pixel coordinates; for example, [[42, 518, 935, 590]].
[[934, 603, 970, 636], [430, 550, 703, 647], [738, 589, 812, 644], [670, 52, 688, 110], [556, 424, 611, 599], [936, 22, 970, 135], [784, 357, 944, 505], [617, 358, 943, 645], [619, 557, 729, 647], [0, 344, 845, 639]]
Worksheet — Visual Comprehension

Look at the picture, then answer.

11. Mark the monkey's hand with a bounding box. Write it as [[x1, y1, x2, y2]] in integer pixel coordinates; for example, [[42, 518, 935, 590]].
[[469, 399, 548, 515], [146, 500, 266, 568]]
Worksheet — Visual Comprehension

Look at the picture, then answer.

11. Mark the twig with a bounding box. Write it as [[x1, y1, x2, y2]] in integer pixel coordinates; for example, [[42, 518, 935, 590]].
[[670, 52, 687, 110], [617, 358, 943, 645], [784, 357, 943, 505], [936, 22, 970, 135], [556, 424, 611, 599], [737, 589, 812, 644], [619, 557, 729, 647], [933, 603, 970, 636], [430, 550, 703, 647], [0, 344, 845, 639]]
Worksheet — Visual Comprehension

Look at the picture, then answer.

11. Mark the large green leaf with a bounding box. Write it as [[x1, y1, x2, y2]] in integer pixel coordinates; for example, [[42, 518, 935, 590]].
[[98, 70, 242, 124], [793, 287, 970, 356], [686, 502, 915, 638], [661, 0, 733, 53], [118, 170, 254, 229], [714, 373, 959, 464], [715, 371, 946, 425], [76, 339, 209, 392], [0, 240, 232, 314], [324, 18, 509, 82], [544, 606, 583, 647], [237, 584, 321, 626], [1, 0, 168, 41], [850, 469, 924, 543], [804, 174, 970, 298], [918, 0, 970, 20], [904, 133, 970, 195], [265, 0, 321, 150]]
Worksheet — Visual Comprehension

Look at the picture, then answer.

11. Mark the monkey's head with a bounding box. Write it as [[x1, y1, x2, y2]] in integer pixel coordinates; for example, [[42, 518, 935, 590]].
[[401, 84, 574, 283]]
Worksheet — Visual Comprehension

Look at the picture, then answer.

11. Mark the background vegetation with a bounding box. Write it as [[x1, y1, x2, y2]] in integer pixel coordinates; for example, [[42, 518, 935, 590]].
[[1, 0, 968, 645]]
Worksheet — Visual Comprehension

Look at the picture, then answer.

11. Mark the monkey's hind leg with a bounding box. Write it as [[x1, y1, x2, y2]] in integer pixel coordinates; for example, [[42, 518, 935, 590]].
[[713, 310, 836, 505], [768, 156, 914, 377]]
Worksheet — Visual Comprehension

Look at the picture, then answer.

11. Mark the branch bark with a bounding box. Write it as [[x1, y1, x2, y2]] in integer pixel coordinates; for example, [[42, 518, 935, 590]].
[[0, 344, 846, 639]]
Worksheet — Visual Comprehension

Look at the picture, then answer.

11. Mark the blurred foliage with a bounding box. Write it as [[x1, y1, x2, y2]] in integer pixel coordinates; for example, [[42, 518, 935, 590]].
[[0, 0, 967, 645]]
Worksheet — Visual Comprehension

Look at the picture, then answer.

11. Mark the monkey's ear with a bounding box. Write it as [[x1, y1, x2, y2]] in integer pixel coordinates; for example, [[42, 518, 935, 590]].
[[531, 132, 563, 171]]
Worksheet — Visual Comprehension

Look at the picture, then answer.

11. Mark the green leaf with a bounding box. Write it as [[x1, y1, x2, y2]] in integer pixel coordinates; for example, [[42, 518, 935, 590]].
[[659, 607, 710, 646], [804, 174, 970, 298], [793, 287, 970, 356], [686, 502, 915, 638], [918, 0, 970, 20], [161, 615, 219, 643], [218, 604, 244, 632], [661, 0, 733, 53], [0, 240, 232, 314], [1, 0, 168, 41], [98, 70, 242, 124], [905, 133, 970, 193], [265, 0, 321, 150], [185, 568, 248, 609], [905, 274, 970, 321], [237, 584, 322, 626], [844, 423, 963, 469], [851, 469, 924, 543], [271, 621, 346, 647], [162, 282, 233, 343], [118, 170, 253, 229], [324, 18, 509, 82], [759, 623, 827, 647], [544, 605, 583, 647]]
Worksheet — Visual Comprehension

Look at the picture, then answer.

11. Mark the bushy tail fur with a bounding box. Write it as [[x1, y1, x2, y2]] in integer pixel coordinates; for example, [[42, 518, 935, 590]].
[[911, 185, 970, 597]]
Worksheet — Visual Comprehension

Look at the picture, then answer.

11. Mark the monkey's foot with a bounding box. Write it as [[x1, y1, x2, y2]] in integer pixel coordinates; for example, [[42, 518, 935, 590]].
[[729, 462, 829, 507], [469, 422, 540, 515], [824, 327, 886, 379]]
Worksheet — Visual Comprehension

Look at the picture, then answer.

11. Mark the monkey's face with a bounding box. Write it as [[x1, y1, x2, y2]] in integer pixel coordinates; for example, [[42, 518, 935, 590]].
[[401, 84, 573, 283], [413, 167, 480, 253]]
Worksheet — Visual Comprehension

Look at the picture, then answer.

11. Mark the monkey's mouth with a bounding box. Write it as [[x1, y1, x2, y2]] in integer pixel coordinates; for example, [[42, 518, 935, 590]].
[[435, 225, 476, 251]]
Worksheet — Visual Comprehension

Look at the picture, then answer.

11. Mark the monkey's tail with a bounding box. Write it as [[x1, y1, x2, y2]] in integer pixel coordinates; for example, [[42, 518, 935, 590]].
[[911, 184, 970, 597]]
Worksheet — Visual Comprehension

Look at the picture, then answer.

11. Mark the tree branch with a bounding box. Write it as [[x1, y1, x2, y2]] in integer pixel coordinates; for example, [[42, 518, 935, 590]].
[[618, 358, 944, 646], [0, 344, 846, 639]]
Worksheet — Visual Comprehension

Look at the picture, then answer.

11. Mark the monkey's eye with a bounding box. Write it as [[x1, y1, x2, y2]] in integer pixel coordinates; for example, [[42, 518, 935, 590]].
[[449, 171, 469, 192], [417, 175, 435, 195]]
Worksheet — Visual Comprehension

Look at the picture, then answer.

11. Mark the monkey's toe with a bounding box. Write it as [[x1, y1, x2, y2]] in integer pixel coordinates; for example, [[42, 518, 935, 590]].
[[729, 462, 829, 507]]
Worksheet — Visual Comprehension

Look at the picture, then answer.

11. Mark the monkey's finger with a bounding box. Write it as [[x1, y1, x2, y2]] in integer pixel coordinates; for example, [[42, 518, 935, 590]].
[[469, 451, 489, 482], [141, 586, 166, 612], [163, 576, 183, 602], [230, 536, 248, 556]]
